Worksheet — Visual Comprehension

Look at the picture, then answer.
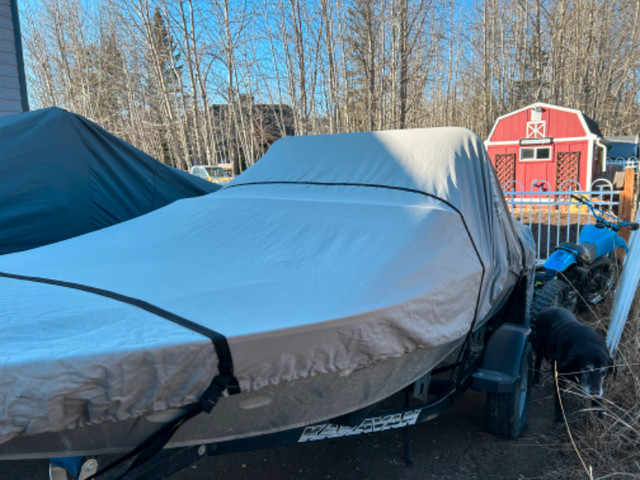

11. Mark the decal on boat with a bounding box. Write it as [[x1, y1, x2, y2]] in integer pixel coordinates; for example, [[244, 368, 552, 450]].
[[298, 410, 421, 442]]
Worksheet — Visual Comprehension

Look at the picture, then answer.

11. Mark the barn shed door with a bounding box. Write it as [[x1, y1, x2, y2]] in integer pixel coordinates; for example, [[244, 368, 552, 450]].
[[556, 151, 580, 189], [494, 153, 516, 189]]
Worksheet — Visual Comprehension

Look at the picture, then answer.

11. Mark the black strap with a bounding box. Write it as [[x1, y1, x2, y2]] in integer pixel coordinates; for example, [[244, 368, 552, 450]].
[[0, 271, 231, 347], [0, 271, 240, 478], [231, 181, 489, 390], [227, 180, 463, 215], [85, 374, 234, 479]]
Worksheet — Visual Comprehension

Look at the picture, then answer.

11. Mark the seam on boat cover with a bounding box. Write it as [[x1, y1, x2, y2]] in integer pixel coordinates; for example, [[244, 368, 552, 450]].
[[0, 270, 239, 393], [228, 180, 487, 322]]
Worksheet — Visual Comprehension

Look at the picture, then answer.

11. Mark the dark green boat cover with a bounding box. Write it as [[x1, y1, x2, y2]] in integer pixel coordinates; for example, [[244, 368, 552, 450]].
[[0, 107, 218, 255]]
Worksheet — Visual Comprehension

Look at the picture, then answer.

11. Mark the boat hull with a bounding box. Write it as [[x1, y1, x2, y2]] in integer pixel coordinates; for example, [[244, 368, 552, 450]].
[[0, 339, 461, 460]]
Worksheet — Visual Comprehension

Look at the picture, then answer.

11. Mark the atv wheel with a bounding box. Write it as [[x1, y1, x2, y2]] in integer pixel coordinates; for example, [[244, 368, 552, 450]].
[[487, 342, 533, 439], [531, 278, 576, 319], [584, 258, 620, 306]]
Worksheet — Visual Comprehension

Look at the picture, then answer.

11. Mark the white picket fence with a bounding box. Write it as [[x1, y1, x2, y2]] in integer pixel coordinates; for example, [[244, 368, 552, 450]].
[[503, 179, 620, 263]]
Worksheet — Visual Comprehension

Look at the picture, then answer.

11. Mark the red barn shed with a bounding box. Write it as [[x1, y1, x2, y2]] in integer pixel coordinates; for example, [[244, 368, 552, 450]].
[[486, 103, 606, 191]]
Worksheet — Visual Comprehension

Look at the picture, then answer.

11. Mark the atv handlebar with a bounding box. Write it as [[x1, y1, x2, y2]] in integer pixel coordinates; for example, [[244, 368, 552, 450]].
[[569, 193, 638, 231]]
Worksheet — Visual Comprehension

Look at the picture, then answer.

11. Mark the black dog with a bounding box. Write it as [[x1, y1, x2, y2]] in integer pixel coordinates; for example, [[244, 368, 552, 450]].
[[532, 307, 613, 423]]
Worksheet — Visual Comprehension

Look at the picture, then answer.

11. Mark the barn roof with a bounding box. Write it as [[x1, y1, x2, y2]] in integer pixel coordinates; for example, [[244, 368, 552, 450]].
[[486, 102, 604, 142], [582, 113, 603, 137]]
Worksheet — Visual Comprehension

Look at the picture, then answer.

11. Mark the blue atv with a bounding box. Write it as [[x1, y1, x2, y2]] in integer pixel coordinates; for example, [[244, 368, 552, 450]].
[[532, 194, 639, 316]]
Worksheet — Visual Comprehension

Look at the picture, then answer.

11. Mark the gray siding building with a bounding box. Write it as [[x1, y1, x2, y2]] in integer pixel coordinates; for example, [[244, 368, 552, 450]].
[[0, 0, 28, 117]]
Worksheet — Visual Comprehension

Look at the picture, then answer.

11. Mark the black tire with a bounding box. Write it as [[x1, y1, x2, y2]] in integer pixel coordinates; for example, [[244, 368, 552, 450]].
[[584, 258, 620, 305], [487, 342, 533, 439], [531, 278, 575, 319]]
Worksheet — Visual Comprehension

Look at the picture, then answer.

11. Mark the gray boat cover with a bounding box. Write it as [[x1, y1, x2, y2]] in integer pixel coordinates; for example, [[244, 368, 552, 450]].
[[0, 107, 218, 255], [0, 127, 535, 445]]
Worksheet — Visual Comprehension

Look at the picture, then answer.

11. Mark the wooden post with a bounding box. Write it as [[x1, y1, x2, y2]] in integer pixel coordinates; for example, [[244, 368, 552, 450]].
[[614, 168, 636, 262], [618, 168, 636, 243]]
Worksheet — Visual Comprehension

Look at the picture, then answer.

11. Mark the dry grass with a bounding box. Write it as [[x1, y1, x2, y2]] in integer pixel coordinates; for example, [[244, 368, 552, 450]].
[[549, 291, 640, 479]]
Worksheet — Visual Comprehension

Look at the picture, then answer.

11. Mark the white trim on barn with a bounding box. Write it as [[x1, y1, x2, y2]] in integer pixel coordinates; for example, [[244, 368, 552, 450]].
[[485, 136, 594, 147], [485, 103, 607, 191], [586, 136, 595, 184], [519, 146, 552, 162], [526, 120, 546, 138], [485, 102, 598, 143]]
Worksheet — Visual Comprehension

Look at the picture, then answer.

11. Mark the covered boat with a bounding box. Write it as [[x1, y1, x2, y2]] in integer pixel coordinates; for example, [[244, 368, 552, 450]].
[[0, 127, 534, 462], [0, 107, 217, 255]]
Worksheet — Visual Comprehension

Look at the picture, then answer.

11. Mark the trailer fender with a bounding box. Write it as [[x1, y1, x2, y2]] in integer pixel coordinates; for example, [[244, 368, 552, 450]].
[[471, 324, 531, 393]]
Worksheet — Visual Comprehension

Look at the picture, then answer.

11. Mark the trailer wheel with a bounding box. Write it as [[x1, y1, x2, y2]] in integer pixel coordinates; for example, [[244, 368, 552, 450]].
[[486, 341, 532, 439], [531, 278, 575, 319]]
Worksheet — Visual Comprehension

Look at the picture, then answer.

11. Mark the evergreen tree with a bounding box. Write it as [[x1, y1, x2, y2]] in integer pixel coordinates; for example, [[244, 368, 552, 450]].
[[95, 30, 126, 128], [513, 0, 550, 104], [145, 7, 183, 165], [345, 0, 380, 131]]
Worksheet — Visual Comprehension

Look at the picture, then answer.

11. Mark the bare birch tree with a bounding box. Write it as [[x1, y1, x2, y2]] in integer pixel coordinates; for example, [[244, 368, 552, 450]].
[[21, 0, 640, 166]]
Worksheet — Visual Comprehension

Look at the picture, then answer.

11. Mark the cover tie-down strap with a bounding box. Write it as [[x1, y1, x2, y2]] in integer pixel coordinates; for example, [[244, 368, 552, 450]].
[[0, 271, 240, 478]]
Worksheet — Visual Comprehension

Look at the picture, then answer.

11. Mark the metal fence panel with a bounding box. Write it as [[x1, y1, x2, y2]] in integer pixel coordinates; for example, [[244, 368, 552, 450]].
[[607, 156, 639, 170], [503, 179, 620, 263]]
